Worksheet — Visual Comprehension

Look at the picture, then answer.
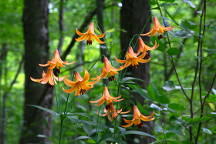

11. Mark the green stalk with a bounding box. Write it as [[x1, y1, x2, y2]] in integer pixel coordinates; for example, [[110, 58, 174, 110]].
[[58, 94, 70, 144]]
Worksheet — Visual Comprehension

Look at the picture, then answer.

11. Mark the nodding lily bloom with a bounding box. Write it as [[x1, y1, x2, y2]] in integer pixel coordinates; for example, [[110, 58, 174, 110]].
[[99, 57, 119, 81], [63, 70, 98, 96], [30, 69, 64, 86], [76, 22, 105, 45], [140, 17, 173, 37], [115, 46, 150, 70], [39, 49, 73, 70], [121, 105, 155, 128], [137, 37, 159, 54], [89, 87, 123, 106], [102, 103, 130, 121]]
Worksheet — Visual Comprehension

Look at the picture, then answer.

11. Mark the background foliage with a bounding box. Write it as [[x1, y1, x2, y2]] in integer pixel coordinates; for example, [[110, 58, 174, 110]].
[[0, 0, 215, 143]]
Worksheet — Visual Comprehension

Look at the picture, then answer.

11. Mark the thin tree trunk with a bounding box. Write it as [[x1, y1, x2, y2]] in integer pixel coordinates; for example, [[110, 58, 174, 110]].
[[57, 0, 64, 51], [19, 0, 53, 143], [120, 0, 153, 143], [0, 43, 8, 144]]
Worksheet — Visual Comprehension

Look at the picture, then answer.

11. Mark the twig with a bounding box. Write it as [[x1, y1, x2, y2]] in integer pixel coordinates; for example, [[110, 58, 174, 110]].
[[166, 39, 187, 80], [195, 73, 216, 144]]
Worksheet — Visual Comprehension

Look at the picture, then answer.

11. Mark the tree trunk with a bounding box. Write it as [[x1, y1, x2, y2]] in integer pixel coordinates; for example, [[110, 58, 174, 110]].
[[120, 0, 153, 143], [19, 0, 53, 143], [0, 43, 8, 144]]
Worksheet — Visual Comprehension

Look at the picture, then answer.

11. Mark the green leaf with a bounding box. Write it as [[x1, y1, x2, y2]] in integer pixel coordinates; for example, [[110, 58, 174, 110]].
[[147, 84, 170, 104], [124, 130, 156, 139], [87, 139, 96, 144], [121, 77, 143, 83], [169, 103, 185, 111], [167, 48, 180, 55], [75, 136, 90, 141], [29, 105, 59, 116]]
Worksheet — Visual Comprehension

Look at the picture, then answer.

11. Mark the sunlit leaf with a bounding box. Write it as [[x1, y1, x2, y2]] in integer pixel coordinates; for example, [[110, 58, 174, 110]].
[[202, 128, 212, 135]]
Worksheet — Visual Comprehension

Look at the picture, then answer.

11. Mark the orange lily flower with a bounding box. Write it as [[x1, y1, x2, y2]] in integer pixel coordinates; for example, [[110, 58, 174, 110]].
[[102, 103, 130, 121], [39, 49, 73, 70], [99, 57, 119, 81], [137, 37, 159, 54], [76, 22, 105, 45], [63, 70, 98, 96], [115, 46, 150, 70], [140, 17, 173, 36], [121, 105, 155, 128], [89, 87, 123, 106], [30, 69, 64, 86]]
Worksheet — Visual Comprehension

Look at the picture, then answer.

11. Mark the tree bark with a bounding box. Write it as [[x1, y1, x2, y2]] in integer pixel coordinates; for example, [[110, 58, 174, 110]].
[[19, 0, 53, 143], [120, 0, 153, 143]]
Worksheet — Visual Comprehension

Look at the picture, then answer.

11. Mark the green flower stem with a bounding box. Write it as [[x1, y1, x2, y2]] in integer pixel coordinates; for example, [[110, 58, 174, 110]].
[[58, 93, 70, 144]]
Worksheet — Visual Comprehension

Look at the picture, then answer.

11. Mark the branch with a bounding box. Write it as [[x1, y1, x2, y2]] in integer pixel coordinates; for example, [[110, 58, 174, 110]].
[[61, 9, 97, 60]]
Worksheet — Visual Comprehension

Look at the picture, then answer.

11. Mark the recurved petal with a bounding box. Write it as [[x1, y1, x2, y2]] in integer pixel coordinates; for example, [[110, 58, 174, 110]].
[[146, 41, 159, 51], [113, 98, 124, 102], [76, 35, 88, 42], [83, 70, 90, 81], [97, 33, 105, 38], [89, 97, 104, 105], [120, 110, 130, 114], [123, 118, 132, 123], [114, 56, 126, 63], [140, 30, 152, 36], [140, 114, 155, 121], [139, 58, 151, 63], [30, 77, 42, 83], [92, 35, 105, 44], [48, 78, 55, 86], [164, 26, 173, 31], [38, 63, 50, 67], [63, 87, 76, 93], [57, 76, 65, 81], [64, 78, 76, 86], [76, 29, 85, 36], [63, 61, 74, 65], [121, 121, 133, 128]]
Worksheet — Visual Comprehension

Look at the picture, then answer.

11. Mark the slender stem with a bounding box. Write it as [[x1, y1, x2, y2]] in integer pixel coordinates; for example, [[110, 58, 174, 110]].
[[58, 94, 70, 144], [96, 106, 101, 142], [195, 73, 216, 144], [192, 0, 206, 143]]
